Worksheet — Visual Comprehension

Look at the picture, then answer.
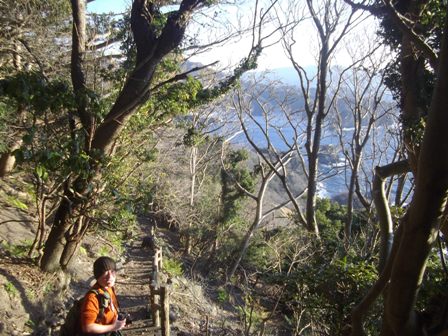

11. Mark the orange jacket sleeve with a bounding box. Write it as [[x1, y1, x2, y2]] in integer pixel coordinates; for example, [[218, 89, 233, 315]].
[[80, 287, 119, 332]]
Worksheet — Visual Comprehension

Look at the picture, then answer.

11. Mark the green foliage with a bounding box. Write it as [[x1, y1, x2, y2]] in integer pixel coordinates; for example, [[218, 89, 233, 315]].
[[236, 200, 382, 334], [94, 229, 130, 256], [44, 282, 56, 294], [316, 198, 369, 242], [378, 0, 441, 116], [150, 76, 203, 119], [5, 196, 29, 210], [244, 238, 275, 273], [217, 286, 229, 304], [4, 282, 18, 298], [14, 0, 71, 26], [222, 149, 256, 207], [228, 149, 249, 166], [25, 320, 36, 330], [164, 257, 183, 277], [0, 72, 74, 114], [0, 72, 96, 191], [416, 246, 448, 311], [402, 115, 427, 147], [98, 245, 110, 256], [106, 206, 137, 232], [189, 149, 258, 274], [1, 240, 32, 258], [0, 102, 13, 152], [316, 198, 345, 228], [237, 293, 268, 335], [284, 248, 379, 333], [196, 45, 263, 104], [183, 127, 207, 147], [79, 246, 87, 256]]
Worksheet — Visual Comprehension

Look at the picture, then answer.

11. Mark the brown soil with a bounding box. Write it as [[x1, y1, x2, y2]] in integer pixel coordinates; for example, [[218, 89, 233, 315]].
[[0, 180, 242, 336]]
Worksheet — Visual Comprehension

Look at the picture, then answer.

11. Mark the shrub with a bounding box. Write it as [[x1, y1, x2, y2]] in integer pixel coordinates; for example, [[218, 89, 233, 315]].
[[217, 286, 229, 304], [1, 240, 33, 258], [4, 282, 18, 298], [164, 257, 183, 277]]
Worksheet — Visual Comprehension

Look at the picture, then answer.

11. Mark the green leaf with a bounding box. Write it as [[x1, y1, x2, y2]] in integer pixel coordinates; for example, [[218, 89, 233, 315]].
[[6, 196, 28, 210]]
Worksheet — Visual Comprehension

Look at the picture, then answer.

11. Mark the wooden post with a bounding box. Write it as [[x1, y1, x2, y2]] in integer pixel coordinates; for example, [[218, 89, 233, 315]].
[[150, 283, 160, 328], [160, 285, 170, 336], [152, 254, 158, 273], [149, 241, 165, 331], [158, 248, 163, 270], [153, 247, 163, 273]]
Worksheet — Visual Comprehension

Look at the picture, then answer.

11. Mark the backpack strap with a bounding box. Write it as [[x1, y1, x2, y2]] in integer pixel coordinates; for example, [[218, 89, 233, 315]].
[[89, 289, 110, 323]]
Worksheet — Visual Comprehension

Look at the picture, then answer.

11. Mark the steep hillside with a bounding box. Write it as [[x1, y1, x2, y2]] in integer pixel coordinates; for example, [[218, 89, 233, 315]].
[[0, 176, 247, 336]]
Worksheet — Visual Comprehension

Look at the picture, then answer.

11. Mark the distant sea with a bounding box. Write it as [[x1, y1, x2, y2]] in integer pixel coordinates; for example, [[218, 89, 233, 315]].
[[213, 67, 403, 202]]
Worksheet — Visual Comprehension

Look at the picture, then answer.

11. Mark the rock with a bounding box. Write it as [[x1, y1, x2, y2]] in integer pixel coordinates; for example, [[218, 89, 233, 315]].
[[45, 316, 60, 328], [169, 310, 177, 322]]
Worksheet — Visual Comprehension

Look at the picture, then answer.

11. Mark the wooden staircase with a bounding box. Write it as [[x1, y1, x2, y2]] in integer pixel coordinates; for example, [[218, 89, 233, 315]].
[[117, 216, 169, 336]]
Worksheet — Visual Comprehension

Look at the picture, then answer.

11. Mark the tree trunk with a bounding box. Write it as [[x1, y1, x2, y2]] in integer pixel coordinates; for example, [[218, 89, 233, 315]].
[[394, 173, 407, 207], [186, 146, 198, 255], [350, 224, 404, 336], [305, 85, 326, 236], [373, 160, 410, 272], [227, 207, 263, 281], [0, 151, 18, 177], [384, 14, 448, 335], [40, 0, 206, 272], [305, 30, 329, 236], [0, 105, 26, 177], [227, 179, 269, 280], [345, 156, 361, 240], [305, 151, 319, 234], [40, 196, 74, 272]]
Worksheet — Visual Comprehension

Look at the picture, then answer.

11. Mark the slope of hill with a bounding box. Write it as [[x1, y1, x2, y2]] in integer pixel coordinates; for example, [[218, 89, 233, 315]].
[[0, 176, 248, 335]]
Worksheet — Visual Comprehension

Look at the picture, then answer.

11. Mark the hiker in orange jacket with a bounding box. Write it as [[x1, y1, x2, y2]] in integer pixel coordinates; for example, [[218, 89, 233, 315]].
[[80, 256, 126, 335]]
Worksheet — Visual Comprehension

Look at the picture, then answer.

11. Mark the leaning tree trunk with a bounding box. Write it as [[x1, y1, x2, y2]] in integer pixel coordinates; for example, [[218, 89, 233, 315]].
[[40, 195, 75, 271], [40, 0, 205, 271], [227, 171, 272, 281], [373, 160, 410, 272], [227, 195, 265, 281], [383, 16, 448, 334]]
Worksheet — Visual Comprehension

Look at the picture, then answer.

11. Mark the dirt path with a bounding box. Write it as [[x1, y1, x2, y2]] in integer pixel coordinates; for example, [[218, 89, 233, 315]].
[[115, 216, 160, 336]]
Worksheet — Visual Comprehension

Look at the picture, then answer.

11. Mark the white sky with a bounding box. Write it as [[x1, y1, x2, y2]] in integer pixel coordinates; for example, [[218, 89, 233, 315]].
[[87, 0, 382, 71], [87, 0, 130, 14]]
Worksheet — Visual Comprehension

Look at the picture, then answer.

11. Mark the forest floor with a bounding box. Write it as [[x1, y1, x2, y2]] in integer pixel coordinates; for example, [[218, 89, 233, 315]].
[[0, 177, 244, 336]]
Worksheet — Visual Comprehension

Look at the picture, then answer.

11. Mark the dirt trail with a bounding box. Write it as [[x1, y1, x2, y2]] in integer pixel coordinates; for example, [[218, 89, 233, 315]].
[[116, 216, 161, 336]]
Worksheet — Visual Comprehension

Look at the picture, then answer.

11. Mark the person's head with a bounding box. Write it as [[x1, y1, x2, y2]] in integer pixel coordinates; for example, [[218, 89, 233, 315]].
[[93, 256, 117, 288]]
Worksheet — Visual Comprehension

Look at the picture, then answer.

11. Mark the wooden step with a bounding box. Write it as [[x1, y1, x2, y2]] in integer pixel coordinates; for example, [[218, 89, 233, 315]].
[[122, 320, 162, 336]]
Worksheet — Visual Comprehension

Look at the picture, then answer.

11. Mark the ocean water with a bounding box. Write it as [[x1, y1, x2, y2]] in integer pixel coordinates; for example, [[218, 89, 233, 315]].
[[228, 112, 403, 201]]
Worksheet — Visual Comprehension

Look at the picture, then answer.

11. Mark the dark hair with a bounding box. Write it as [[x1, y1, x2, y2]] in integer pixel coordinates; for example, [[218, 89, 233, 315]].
[[93, 256, 116, 279]]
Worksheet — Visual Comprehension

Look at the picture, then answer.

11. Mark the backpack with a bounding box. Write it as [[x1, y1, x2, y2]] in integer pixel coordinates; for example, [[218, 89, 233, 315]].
[[59, 289, 109, 336]]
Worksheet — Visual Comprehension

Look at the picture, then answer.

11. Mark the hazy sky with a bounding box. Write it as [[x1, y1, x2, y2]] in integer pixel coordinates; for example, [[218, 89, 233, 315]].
[[86, 0, 294, 70], [87, 0, 129, 14], [86, 0, 379, 72]]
